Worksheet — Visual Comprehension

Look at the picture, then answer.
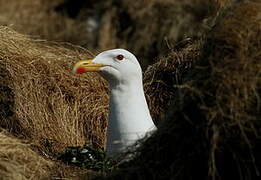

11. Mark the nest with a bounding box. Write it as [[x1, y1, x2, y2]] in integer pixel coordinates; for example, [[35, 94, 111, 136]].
[[0, 0, 260, 179], [97, 1, 261, 179]]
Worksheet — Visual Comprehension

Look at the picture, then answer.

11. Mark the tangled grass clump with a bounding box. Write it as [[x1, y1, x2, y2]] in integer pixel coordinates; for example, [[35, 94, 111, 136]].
[[0, 26, 109, 155]]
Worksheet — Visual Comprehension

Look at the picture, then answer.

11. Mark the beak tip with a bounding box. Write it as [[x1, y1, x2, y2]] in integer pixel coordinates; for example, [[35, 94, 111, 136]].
[[73, 67, 86, 74]]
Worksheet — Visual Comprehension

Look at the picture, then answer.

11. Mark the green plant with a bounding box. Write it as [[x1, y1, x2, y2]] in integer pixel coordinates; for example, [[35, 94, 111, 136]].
[[57, 143, 115, 172]]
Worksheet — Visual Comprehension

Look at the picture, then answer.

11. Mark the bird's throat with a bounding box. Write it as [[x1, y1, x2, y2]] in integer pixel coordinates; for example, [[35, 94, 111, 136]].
[[106, 82, 155, 156]]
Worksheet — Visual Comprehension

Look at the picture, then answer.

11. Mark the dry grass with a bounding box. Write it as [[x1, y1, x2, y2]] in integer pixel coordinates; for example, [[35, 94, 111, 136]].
[[0, 26, 109, 155], [0, 26, 110, 179], [97, 1, 261, 179], [0, 129, 52, 180], [0, 0, 88, 46], [204, 2, 261, 178], [144, 39, 203, 124], [0, 0, 226, 68], [0, 0, 259, 179], [0, 129, 96, 180]]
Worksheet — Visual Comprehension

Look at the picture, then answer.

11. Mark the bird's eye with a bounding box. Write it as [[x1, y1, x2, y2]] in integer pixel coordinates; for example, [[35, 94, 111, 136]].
[[116, 54, 124, 61]]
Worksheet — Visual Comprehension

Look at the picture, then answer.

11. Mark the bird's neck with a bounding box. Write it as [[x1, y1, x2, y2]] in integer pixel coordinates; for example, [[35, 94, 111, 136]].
[[109, 79, 152, 130], [106, 79, 155, 155], [110, 78, 144, 97]]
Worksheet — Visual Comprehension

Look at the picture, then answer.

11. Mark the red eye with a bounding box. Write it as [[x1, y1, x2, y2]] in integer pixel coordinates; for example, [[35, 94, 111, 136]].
[[116, 54, 124, 60]]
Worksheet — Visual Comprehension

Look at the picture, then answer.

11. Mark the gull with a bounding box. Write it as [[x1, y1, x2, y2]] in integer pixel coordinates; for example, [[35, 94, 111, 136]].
[[73, 49, 156, 156]]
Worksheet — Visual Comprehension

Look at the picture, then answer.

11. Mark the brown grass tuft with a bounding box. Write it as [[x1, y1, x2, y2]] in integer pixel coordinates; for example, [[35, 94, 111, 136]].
[[0, 129, 52, 179], [144, 39, 203, 124], [202, 1, 261, 178], [0, 26, 108, 154]]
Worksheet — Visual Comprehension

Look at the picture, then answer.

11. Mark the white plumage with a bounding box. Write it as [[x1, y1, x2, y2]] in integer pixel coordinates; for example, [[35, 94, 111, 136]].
[[73, 49, 156, 156]]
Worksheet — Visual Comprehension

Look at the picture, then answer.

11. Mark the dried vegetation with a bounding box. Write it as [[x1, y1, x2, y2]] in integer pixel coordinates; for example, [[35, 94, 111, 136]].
[[97, 1, 261, 179], [0, 0, 260, 179]]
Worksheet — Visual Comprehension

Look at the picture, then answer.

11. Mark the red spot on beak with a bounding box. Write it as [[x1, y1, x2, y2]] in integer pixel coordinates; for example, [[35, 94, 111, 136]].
[[76, 67, 86, 74]]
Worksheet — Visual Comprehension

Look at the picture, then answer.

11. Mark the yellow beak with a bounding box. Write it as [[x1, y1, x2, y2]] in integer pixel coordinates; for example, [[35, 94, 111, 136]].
[[73, 59, 105, 74]]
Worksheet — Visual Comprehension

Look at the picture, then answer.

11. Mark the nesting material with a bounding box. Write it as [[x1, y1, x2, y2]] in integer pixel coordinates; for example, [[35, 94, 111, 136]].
[[144, 39, 203, 124], [0, 26, 110, 179], [0, 26, 108, 154], [0, 0, 259, 179], [0, 129, 52, 179], [97, 1, 261, 179]]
